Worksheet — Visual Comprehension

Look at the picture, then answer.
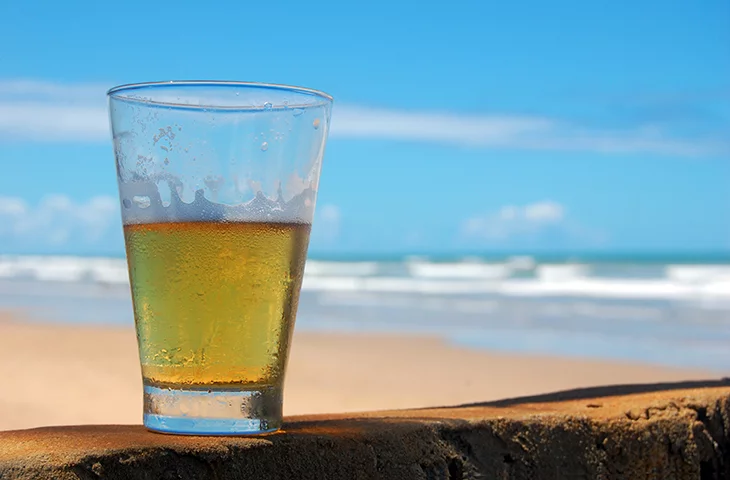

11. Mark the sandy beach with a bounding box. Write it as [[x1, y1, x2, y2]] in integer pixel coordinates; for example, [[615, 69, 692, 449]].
[[0, 312, 717, 431]]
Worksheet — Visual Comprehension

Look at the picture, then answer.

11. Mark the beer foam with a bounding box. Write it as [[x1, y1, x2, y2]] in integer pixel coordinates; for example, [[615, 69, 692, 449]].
[[118, 179, 315, 225]]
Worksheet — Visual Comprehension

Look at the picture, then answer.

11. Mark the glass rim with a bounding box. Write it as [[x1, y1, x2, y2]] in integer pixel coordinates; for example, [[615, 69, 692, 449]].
[[107, 80, 333, 111]]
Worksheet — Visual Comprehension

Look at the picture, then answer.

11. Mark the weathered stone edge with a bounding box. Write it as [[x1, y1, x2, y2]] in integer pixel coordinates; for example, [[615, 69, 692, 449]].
[[1, 390, 729, 480]]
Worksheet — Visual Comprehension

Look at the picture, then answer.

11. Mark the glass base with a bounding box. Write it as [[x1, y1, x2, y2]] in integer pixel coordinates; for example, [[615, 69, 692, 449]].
[[143, 384, 282, 435]]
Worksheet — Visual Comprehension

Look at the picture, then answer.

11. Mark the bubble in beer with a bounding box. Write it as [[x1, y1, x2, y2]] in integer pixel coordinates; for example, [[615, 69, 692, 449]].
[[124, 222, 311, 388]]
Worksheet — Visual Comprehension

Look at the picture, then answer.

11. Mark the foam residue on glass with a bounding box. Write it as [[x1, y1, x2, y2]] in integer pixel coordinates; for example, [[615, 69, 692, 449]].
[[118, 178, 316, 225], [111, 101, 328, 226]]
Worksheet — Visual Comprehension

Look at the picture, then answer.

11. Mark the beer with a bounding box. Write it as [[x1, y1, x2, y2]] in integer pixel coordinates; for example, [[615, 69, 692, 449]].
[[124, 221, 310, 390]]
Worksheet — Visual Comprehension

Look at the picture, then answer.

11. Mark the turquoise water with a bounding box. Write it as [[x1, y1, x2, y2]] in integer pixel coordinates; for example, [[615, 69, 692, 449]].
[[1, 253, 729, 373]]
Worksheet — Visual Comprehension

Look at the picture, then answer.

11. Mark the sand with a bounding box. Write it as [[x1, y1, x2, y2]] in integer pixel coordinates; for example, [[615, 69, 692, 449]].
[[0, 313, 717, 431]]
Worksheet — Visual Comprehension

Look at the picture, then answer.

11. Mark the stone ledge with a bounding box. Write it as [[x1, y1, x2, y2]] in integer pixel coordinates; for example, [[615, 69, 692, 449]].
[[1, 381, 729, 480]]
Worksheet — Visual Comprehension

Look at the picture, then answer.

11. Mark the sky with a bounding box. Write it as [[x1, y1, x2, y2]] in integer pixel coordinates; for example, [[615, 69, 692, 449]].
[[0, 0, 728, 257]]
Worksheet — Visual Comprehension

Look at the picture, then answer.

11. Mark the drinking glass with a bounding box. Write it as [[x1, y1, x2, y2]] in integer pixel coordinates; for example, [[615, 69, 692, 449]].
[[108, 81, 332, 435]]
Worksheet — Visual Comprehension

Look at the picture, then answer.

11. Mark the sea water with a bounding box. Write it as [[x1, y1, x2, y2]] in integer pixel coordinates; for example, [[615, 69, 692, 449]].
[[0, 253, 729, 372]]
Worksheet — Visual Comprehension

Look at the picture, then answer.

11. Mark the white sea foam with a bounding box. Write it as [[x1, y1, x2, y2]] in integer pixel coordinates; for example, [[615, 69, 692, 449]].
[[665, 265, 730, 284], [305, 261, 379, 277], [2, 254, 730, 303], [407, 259, 513, 279], [506, 255, 536, 271], [0, 255, 129, 285], [301, 275, 730, 301], [536, 264, 589, 282]]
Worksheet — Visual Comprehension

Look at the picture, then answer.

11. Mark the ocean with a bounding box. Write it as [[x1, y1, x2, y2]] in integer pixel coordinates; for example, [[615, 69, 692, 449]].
[[1, 253, 729, 373]]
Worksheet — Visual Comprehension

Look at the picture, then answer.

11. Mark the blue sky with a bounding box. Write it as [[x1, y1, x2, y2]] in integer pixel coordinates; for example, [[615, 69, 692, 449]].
[[0, 0, 728, 256]]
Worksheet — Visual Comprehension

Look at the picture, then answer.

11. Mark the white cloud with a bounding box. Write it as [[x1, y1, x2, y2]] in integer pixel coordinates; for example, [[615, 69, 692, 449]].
[[0, 80, 108, 142], [0, 194, 119, 246], [0, 79, 725, 156], [524, 201, 564, 222], [331, 105, 726, 156], [0, 79, 108, 100], [0, 197, 27, 217], [0, 103, 108, 141], [331, 105, 554, 146], [320, 204, 341, 223], [463, 201, 566, 240], [313, 204, 341, 242]]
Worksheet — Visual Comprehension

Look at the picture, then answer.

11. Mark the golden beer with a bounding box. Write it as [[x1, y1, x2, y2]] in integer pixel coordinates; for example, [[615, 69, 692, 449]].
[[124, 221, 310, 390]]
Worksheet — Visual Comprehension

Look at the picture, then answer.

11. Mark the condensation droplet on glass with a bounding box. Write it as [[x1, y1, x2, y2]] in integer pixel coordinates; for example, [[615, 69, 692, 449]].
[[263, 102, 273, 110], [164, 158, 170, 165], [260, 141, 269, 151], [132, 195, 151, 209], [293, 108, 305, 117], [313, 118, 320, 129], [122, 199, 132, 209]]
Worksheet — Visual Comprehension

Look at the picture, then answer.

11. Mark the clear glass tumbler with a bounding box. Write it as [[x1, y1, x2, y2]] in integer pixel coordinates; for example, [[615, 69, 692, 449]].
[[107, 81, 332, 435]]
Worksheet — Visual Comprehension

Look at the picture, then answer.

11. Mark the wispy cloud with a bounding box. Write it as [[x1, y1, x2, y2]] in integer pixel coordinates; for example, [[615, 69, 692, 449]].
[[462, 201, 566, 240], [0, 103, 108, 141], [0, 80, 109, 100], [0, 79, 726, 156], [312, 204, 341, 243], [462, 200, 608, 247], [332, 105, 727, 156], [0, 194, 119, 246], [0, 80, 108, 142], [331, 105, 554, 145]]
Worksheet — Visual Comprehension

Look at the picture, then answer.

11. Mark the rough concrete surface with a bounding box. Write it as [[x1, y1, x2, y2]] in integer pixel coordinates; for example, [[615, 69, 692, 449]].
[[1, 381, 729, 480]]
